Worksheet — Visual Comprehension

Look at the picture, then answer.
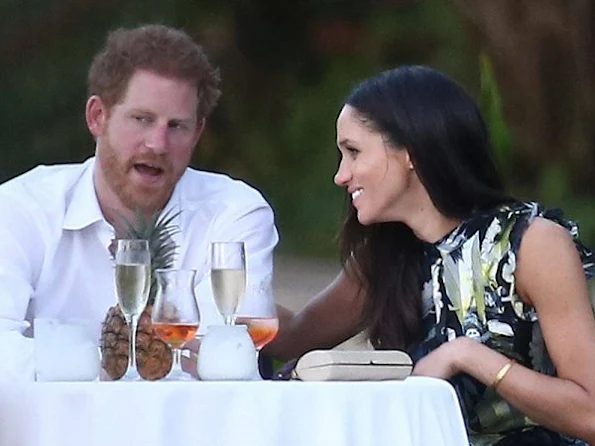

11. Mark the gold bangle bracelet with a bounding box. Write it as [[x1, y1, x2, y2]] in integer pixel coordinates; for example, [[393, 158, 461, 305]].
[[491, 360, 514, 390]]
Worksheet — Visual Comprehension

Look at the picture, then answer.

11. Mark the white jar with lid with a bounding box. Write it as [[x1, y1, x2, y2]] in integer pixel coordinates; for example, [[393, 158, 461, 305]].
[[197, 325, 257, 381]]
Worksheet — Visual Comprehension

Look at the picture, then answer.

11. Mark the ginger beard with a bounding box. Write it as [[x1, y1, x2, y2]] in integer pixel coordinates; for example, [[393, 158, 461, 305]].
[[97, 128, 187, 216]]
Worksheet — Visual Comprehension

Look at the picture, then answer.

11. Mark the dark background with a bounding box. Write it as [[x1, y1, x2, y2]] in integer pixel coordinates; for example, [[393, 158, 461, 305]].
[[2, 0, 594, 257]]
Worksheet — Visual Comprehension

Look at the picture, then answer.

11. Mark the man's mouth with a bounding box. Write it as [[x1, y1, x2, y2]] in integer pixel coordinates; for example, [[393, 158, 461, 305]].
[[133, 163, 164, 177], [351, 189, 363, 200]]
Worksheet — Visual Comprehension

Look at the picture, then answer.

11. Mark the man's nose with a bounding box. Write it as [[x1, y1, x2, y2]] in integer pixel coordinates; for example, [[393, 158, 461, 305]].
[[144, 124, 168, 154]]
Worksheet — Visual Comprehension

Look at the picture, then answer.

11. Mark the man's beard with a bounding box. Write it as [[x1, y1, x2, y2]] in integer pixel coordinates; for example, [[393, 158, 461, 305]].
[[97, 135, 180, 217]]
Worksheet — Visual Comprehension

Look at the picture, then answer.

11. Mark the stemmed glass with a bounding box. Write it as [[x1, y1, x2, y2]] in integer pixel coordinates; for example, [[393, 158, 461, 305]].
[[235, 274, 279, 365], [210, 241, 246, 325], [114, 239, 151, 381], [151, 269, 200, 381]]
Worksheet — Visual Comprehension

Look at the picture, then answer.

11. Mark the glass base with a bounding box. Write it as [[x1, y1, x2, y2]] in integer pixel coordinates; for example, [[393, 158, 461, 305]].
[[162, 367, 196, 381], [119, 367, 144, 382]]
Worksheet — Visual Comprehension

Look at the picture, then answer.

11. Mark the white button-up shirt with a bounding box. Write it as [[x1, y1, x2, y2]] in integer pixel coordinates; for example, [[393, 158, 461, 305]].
[[0, 157, 279, 381]]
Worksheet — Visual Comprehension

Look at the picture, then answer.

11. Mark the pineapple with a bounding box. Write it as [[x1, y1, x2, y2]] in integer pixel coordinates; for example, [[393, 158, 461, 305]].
[[100, 209, 180, 380]]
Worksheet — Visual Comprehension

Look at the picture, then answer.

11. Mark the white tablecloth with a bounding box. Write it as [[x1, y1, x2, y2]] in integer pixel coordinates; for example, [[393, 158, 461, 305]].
[[0, 376, 469, 446]]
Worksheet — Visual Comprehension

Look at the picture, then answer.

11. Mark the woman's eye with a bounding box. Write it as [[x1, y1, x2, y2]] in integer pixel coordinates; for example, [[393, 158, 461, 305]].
[[347, 147, 359, 157]]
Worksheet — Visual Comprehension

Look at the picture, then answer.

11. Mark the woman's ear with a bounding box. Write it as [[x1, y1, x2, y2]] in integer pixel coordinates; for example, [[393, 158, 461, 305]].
[[405, 151, 414, 170], [85, 95, 107, 138]]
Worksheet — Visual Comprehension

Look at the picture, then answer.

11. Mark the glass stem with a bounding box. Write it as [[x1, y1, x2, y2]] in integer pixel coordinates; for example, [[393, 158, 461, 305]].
[[172, 348, 183, 373], [128, 316, 139, 372], [255, 349, 262, 379]]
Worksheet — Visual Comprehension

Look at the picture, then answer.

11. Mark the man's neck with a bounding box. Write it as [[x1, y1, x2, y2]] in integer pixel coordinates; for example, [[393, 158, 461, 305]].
[[92, 166, 140, 231]]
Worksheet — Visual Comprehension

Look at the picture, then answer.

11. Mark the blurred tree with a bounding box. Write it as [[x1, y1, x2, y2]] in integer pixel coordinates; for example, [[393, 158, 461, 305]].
[[452, 0, 595, 196], [452, 0, 595, 244], [201, 0, 476, 256]]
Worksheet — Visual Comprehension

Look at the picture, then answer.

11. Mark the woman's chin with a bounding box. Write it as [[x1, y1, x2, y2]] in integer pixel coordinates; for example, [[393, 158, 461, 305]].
[[356, 212, 374, 226]]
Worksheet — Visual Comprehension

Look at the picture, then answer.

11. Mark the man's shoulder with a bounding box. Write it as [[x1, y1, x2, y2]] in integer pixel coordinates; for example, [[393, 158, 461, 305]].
[[0, 160, 90, 210], [1, 161, 88, 190], [179, 168, 270, 208]]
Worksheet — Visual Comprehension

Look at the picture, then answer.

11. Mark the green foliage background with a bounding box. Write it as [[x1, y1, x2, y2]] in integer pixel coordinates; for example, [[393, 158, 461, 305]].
[[2, 0, 593, 257]]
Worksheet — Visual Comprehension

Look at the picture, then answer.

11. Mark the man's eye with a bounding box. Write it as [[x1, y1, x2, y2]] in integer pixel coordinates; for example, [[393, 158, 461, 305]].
[[169, 122, 187, 131], [134, 116, 151, 124]]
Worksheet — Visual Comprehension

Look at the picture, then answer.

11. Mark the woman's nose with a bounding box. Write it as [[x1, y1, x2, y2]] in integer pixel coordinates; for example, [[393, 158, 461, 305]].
[[334, 160, 351, 186]]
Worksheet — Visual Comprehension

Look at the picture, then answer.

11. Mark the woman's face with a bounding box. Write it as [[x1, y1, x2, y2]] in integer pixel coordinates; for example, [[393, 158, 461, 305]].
[[334, 105, 417, 225]]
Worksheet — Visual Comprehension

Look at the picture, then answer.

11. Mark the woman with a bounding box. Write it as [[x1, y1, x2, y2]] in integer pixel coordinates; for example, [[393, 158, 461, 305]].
[[267, 66, 595, 445]]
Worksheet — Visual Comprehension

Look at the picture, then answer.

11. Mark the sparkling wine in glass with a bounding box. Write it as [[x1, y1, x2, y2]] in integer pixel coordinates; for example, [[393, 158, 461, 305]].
[[151, 269, 200, 381], [114, 239, 151, 381], [233, 316, 279, 351], [210, 242, 246, 325], [235, 273, 279, 375]]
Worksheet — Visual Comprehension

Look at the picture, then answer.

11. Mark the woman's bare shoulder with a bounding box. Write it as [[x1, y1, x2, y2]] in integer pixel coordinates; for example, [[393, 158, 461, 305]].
[[515, 216, 588, 306]]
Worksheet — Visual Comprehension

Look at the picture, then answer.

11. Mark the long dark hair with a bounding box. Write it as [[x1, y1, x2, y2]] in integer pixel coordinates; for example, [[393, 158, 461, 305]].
[[339, 65, 514, 350]]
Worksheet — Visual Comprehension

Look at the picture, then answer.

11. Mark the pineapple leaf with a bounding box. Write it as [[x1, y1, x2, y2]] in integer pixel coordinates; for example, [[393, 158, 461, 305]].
[[110, 207, 182, 302], [156, 209, 181, 230], [112, 209, 141, 239]]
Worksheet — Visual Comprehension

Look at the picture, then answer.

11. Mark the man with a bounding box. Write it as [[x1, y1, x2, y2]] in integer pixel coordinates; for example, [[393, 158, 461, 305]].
[[0, 24, 278, 381]]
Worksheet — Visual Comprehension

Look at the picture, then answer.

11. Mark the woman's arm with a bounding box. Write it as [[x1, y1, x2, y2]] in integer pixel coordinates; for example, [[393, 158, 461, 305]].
[[264, 270, 366, 361], [413, 217, 595, 443]]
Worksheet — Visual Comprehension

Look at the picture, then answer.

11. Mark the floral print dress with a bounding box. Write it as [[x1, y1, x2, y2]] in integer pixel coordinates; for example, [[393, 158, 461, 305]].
[[408, 201, 594, 446]]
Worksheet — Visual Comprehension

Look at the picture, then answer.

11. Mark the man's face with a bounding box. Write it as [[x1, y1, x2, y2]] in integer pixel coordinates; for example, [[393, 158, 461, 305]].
[[89, 69, 203, 216]]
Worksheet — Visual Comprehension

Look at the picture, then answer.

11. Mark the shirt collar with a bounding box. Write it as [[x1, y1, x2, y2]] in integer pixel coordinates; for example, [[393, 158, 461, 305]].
[[63, 157, 185, 238], [63, 157, 106, 230], [162, 176, 183, 220]]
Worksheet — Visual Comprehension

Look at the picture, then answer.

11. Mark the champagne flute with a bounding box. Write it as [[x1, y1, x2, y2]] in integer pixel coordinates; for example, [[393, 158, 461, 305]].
[[151, 269, 200, 381], [114, 239, 151, 381], [235, 274, 279, 361], [210, 241, 246, 325]]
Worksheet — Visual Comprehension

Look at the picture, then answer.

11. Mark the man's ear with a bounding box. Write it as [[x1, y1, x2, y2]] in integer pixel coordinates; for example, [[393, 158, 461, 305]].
[[86, 95, 108, 138], [192, 118, 206, 147]]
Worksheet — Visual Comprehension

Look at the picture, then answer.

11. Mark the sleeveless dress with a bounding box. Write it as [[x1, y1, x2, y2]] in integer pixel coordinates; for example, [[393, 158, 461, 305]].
[[408, 201, 594, 446]]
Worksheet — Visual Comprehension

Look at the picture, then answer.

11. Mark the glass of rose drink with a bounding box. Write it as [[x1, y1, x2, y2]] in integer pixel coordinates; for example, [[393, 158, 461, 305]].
[[151, 269, 200, 381], [234, 274, 279, 364]]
